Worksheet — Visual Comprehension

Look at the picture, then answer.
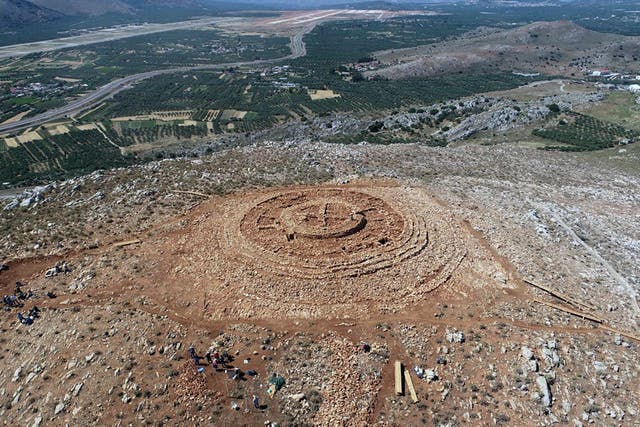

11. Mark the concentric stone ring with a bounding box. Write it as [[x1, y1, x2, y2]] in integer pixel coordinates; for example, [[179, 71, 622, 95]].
[[166, 183, 469, 319]]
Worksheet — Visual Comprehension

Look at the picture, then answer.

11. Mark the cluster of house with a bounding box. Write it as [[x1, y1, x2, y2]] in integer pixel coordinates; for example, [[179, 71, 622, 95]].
[[8, 81, 84, 98], [272, 80, 298, 89], [586, 69, 640, 93], [333, 60, 381, 81], [152, 41, 243, 55], [209, 42, 246, 55], [255, 65, 299, 90], [9, 82, 60, 97], [344, 59, 380, 72], [589, 69, 640, 81], [259, 65, 291, 77]]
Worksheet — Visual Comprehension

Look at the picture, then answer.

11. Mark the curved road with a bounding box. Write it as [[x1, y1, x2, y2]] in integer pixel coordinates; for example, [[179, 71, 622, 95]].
[[0, 27, 310, 135]]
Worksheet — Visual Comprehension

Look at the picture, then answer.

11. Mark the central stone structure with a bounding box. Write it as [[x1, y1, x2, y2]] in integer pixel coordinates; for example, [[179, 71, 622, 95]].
[[240, 189, 407, 265], [166, 183, 470, 318], [279, 199, 366, 240]]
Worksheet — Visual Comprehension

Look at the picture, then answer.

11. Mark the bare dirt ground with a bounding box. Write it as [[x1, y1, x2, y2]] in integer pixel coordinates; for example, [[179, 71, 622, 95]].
[[0, 138, 638, 425]]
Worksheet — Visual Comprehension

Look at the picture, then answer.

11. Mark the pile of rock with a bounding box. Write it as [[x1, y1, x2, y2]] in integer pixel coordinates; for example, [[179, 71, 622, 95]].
[[3, 183, 56, 211], [312, 336, 383, 426], [174, 361, 211, 403]]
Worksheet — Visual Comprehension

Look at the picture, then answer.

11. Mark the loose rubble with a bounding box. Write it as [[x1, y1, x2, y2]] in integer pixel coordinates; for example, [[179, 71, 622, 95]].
[[0, 113, 638, 425]]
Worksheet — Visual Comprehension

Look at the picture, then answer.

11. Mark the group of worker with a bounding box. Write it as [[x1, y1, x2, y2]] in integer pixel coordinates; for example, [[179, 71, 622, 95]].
[[187, 344, 265, 410], [2, 282, 42, 326], [188, 344, 235, 372], [17, 306, 40, 325], [3, 282, 33, 308]]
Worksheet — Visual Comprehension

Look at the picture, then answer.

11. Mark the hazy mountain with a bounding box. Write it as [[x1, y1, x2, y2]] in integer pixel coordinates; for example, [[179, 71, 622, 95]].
[[203, 0, 427, 7], [0, 0, 62, 26], [27, 0, 134, 16], [0, 0, 209, 29], [127, 0, 205, 9]]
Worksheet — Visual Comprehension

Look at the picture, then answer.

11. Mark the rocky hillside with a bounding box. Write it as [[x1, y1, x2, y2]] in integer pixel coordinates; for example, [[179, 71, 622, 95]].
[[0, 0, 61, 27], [369, 21, 640, 80], [0, 136, 638, 426], [0, 0, 206, 28], [27, 0, 133, 16]]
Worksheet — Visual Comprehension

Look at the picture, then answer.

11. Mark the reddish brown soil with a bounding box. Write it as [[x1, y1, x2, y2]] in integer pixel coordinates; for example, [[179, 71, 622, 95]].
[[1, 180, 636, 426]]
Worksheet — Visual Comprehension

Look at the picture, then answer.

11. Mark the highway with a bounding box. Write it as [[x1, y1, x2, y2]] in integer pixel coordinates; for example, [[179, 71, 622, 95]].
[[0, 27, 311, 136]]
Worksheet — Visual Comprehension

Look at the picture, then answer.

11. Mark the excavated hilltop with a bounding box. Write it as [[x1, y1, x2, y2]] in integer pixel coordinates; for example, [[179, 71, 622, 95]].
[[142, 183, 476, 321], [0, 140, 638, 426]]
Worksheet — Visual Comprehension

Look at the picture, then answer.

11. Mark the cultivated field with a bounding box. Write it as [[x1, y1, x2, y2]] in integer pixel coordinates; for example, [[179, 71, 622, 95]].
[[308, 89, 341, 100]]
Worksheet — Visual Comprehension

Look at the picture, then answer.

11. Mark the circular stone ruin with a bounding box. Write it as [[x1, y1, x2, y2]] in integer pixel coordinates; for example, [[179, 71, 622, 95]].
[[236, 189, 412, 278], [166, 183, 469, 318]]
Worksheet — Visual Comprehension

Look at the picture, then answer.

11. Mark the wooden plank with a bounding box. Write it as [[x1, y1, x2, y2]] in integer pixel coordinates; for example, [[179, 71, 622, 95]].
[[394, 360, 403, 396], [600, 325, 640, 343], [533, 298, 604, 323], [113, 239, 141, 248], [525, 279, 597, 311], [404, 369, 419, 403], [173, 190, 210, 198], [533, 298, 639, 342]]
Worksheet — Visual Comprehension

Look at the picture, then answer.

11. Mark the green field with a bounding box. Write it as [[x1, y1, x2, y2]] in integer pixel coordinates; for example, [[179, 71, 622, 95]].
[[4, 5, 635, 185], [533, 111, 639, 151], [0, 129, 133, 183], [95, 66, 121, 73], [11, 96, 39, 105], [582, 92, 640, 131], [118, 120, 157, 130], [0, 29, 291, 121], [0, 16, 546, 184], [88, 18, 541, 131]]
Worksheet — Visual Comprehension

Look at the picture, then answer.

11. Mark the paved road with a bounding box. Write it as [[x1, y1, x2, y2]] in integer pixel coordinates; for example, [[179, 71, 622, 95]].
[[0, 28, 311, 136], [0, 18, 232, 60]]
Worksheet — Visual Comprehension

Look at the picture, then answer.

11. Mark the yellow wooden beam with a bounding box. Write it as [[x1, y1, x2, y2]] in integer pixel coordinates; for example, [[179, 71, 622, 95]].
[[113, 239, 141, 248], [404, 369, 419, 403], [394, 360, 403, 396]]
